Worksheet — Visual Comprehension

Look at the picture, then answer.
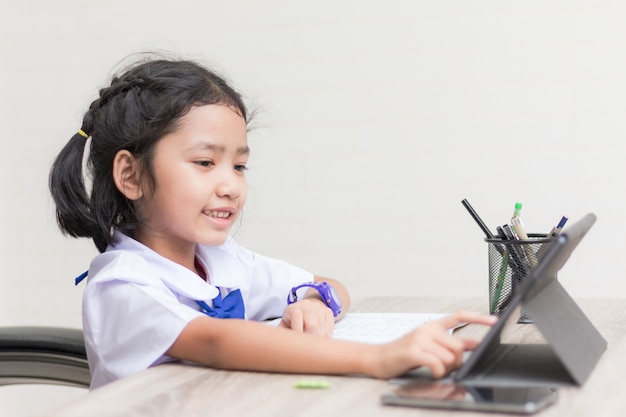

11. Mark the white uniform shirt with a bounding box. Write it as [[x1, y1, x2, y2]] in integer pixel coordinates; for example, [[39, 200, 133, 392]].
[[83, 231, 313, 389]]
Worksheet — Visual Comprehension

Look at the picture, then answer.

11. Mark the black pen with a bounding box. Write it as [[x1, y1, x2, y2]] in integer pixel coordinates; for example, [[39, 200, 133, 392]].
[[501, 224, 529, 276], [461, 198, 495, 239]]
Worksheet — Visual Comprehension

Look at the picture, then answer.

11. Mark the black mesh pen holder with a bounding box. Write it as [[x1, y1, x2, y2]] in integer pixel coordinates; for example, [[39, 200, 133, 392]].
[[486, 234, 554, 322]]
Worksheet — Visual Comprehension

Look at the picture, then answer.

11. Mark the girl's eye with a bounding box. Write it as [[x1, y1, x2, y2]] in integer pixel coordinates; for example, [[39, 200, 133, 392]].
[[195, 160, 214, 167], [234, 164, 248, 172]]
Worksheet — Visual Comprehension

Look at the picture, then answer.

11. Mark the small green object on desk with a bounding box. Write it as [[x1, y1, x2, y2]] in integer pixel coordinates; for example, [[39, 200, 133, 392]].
[[294, 379, 331, 389]]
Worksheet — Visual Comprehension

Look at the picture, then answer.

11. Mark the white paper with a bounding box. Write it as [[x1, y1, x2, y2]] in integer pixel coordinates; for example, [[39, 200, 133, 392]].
[[267, 312, 448, 344], [332, 313, 448, 344]]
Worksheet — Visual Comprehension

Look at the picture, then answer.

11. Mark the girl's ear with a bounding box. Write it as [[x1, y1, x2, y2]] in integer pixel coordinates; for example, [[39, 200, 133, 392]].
[[113, 150, 143, 200]]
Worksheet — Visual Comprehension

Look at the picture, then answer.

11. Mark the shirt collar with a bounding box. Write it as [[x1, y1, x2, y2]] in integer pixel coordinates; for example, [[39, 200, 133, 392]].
[[108, 231, 222, 302]]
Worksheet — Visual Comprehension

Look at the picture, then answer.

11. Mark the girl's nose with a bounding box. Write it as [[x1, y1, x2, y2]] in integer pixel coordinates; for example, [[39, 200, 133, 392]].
[[215, 172, 242, 199]]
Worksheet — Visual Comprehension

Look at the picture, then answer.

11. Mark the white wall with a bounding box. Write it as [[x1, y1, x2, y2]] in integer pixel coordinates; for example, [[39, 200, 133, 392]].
[[1, 1, 624, 328]]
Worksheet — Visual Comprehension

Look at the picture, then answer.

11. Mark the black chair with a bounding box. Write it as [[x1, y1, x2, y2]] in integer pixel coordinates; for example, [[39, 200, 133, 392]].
[[0, 327, 90, 388]]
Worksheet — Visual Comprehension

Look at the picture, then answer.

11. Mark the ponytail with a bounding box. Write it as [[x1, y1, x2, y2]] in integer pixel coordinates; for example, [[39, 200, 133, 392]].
[[49, 130, 104, 251]]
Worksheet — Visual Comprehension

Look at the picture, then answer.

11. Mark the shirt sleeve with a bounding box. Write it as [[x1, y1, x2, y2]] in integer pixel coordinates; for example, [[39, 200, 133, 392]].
[[83, 278, 204, 389], [219, 238, 315, 321]]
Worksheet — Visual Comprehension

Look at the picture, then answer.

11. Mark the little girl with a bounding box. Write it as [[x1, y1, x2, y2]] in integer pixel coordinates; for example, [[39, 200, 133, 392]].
[[49, 55, 496, 389]]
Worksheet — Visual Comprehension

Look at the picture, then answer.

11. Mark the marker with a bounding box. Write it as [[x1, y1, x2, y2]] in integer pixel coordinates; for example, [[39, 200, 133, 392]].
[[461, 199, 494, 239]]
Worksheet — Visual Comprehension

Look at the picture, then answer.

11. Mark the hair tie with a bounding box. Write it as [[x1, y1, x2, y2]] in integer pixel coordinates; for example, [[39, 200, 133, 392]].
[[77, 129, 89, 139]]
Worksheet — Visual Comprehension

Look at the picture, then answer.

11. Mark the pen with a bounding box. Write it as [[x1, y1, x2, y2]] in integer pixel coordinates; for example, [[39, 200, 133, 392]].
[[461, 199, 494, 239], [493, 224, 526, 313], [510, 202, 538, 267], [510, 202, 528, 240], [548, 216, 568, 237], [537, 216, 568, 260], [500, 223, 534, 320], [501, 224, 529, 276]]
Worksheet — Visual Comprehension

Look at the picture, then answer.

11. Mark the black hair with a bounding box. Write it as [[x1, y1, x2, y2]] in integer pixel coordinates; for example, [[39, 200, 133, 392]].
[[49, 56, 249, 252]]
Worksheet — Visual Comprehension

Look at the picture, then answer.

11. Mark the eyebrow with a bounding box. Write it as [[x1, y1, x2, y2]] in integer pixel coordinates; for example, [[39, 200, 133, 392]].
[[190, 142, 250, 155]]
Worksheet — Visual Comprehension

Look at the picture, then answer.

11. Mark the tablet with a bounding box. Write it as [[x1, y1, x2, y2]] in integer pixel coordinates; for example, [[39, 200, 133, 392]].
[[453, 213, 605, 387], [382, 381, 558, 414]]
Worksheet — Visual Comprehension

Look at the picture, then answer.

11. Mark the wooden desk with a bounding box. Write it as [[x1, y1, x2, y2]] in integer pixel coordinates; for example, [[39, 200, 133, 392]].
[[49, 297, 626, 417]]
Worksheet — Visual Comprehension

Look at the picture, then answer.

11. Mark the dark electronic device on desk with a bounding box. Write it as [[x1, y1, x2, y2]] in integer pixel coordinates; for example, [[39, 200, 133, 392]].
[[382, 382, 558, 414], [382, 213, 606, 413], [454, 212, 606, 388]]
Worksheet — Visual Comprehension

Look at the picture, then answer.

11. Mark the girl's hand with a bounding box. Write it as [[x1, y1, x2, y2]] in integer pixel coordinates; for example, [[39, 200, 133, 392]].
[[278, 298, 335, 337], [370, 311, 497, 379]]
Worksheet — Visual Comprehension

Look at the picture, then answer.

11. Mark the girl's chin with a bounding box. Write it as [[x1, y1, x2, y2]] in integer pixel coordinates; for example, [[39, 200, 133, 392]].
[[198, 233, 230, 247]]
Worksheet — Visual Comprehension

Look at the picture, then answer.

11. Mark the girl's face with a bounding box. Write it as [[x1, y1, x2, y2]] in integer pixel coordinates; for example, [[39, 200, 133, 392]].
[[135, 104, 249, 265]]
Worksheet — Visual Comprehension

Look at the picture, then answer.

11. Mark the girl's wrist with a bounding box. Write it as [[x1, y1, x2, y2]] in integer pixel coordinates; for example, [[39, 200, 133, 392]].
[[358, 343, 385, 378], [288, 282, 342, 318]]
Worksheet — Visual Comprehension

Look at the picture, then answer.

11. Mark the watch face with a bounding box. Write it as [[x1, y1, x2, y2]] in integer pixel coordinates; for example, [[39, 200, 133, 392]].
[[329, 286, 341, 305]]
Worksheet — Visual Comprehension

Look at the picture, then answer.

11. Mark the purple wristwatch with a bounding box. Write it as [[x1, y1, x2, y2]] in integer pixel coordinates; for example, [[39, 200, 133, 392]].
[[287, 281, 342, 317]]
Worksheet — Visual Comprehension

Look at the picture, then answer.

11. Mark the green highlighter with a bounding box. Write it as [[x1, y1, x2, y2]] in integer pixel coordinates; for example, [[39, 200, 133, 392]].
[[294, 380, 331, 389], [491, 249, 509, 313]]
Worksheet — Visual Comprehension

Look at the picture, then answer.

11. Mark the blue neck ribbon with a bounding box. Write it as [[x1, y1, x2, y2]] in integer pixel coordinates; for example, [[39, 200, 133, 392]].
[[196, 288, 245, 319]]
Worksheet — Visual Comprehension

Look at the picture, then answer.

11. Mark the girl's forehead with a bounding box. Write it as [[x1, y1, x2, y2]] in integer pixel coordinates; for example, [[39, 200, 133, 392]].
[[162, 104, 248, 150], [183, 104, 246, 131]]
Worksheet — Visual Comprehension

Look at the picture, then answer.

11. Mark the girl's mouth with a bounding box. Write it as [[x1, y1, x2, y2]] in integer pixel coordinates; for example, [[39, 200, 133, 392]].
[[204, 210, 233, 218]]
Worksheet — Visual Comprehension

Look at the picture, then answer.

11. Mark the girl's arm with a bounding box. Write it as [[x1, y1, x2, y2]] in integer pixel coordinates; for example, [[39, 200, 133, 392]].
[[165, 311, 496, 379]]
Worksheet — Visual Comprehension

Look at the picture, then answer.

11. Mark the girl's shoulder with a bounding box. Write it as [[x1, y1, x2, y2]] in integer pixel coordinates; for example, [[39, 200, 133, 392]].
[[88, 230, 179, 286], [88, 246, 221, 302], [88, 249, 157, 286]]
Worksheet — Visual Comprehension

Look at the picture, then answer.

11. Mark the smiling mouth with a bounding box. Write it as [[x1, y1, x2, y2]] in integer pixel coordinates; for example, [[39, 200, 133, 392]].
[[203, 210, 234, 219]]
